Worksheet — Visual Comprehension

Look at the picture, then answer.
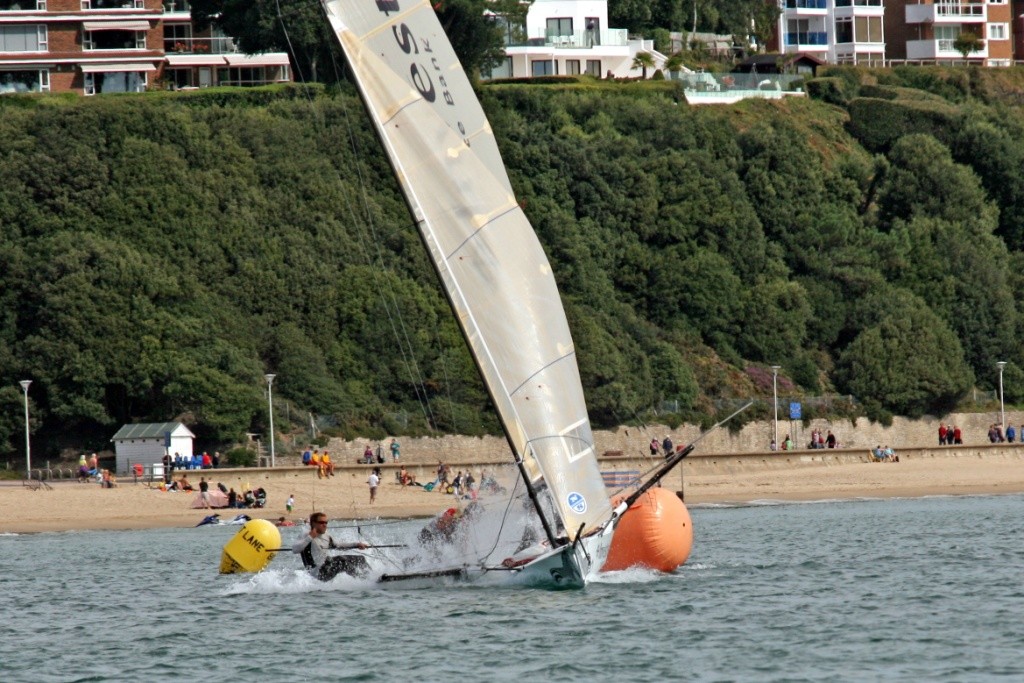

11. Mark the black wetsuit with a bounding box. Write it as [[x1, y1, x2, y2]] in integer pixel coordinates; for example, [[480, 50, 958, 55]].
[[292, 534, 369, 581]]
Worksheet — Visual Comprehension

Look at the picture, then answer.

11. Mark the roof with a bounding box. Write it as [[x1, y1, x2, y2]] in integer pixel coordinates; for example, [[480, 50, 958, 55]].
[[111, 422, 196, 441]]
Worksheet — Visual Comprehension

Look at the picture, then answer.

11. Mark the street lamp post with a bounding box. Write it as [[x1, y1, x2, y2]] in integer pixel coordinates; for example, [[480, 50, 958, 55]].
[[265, 374, 276, 468], [997, 361, 1007, 437], [770, 366, 781, 450], [19, 380, 31, 479]]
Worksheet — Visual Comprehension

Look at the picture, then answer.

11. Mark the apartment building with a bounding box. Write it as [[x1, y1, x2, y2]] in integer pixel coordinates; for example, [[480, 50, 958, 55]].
[[0, 0, 289, 95], [885, 0, 1013, 65], [770, 0, 887, 65]]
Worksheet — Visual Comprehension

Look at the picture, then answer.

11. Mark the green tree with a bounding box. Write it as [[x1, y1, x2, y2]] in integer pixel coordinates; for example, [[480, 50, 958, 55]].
[[835, 289, 974, 420], [953, 31, 983, 61]]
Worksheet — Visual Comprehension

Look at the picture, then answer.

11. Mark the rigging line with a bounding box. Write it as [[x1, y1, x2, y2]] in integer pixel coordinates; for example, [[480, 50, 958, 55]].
[[273, 2, 439, 428], [276, 1, 437, 432], [479, 468, 526, 565], [318, 13, 439, 431]]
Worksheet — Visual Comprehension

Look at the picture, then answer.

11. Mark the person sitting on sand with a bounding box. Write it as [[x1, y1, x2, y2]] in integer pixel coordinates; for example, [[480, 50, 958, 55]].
[[871, 445, 885, 462], [178, 475, 194, 492], [883, 445, 898, 463], [399, 466, 416, 487]]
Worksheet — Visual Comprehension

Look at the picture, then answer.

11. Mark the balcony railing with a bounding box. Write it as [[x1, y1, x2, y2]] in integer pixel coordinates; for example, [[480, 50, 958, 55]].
[[162, 0, 191, 12], [785, 32, 828, 46], [835, 0, 884, 6], [165, 36, 237, 55], [785, 0, 827, 9], [506, 28, 628, 49]]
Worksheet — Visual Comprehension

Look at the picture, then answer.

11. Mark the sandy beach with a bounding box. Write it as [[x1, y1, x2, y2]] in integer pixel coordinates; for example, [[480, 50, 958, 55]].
[[4, 453, 1024, 533]]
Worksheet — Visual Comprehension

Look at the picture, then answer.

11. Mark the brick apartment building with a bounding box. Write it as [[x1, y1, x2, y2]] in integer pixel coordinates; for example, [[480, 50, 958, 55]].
[[885, 0, 1014, 65], [0, 0, 289, 95]]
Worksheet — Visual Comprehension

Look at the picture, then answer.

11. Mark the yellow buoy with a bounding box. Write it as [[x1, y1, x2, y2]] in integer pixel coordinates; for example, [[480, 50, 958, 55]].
[[219, 519, 282, 574], [602, 487, 693, 573]]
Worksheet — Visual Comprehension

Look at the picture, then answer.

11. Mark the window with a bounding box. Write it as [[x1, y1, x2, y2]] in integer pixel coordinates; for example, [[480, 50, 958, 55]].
[[164, 22, 191, 52], [545, 17, 572, 40], [0, 0, 47, 9], [0, 24, 45, 52], [481, 56, 512, 80], [854, 16, 883, 43], [531, 59, 555, 76], [84, 29, 146, 50], [84, 70, 147, 95], [585, 59, 601, 77], [989, 23, 1008, 40], [835, 18, 853, 44], [0, 68, 48, 92], [566, 59, 580, 75]]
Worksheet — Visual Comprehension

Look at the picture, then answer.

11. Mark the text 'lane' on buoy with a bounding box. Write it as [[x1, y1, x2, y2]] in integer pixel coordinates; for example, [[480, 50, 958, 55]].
[[220, 518, 282, 574]]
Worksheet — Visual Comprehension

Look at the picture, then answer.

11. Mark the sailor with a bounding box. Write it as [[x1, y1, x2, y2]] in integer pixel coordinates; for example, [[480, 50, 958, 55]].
[[292, 512, 370, 581]]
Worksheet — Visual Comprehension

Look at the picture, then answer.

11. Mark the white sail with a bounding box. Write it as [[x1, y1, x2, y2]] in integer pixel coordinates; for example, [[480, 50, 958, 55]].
[[322, 0, 612, 539]]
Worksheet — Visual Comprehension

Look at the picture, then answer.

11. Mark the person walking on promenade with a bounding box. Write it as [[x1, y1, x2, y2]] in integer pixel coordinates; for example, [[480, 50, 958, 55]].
[[390, 439, 400, 462]]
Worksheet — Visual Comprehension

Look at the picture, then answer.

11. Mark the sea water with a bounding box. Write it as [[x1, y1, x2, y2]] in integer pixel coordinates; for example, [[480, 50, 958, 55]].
[[2, 494, 1023, 682]]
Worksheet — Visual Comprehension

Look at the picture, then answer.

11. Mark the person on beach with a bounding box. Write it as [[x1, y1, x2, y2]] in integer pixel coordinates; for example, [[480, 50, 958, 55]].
[[302, 446, 312, 466], [292, 512, 369, 581], [286, 494, 295, 512], [662, 435, 673, 458], [363, 445, 373, 464], [649, 438, 659, 457], [368, 470, 379, 503], [390, 439, 400, 462], [89, 453, 98, 475], [179, 475, 193, 491], [826, 431, 837, 448], [199, 478, 211, 509]]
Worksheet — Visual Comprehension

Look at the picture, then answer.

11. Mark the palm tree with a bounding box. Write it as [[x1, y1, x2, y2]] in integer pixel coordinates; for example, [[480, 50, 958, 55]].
[[664, 51, 686, 75], [632, 51, 656, 79]]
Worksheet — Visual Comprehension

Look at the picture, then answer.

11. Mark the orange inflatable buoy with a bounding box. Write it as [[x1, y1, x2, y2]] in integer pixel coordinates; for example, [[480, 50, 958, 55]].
[[602, 487, 693, 573]]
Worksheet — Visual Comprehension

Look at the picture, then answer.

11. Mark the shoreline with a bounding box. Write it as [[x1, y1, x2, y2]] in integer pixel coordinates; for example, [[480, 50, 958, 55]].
[[4, 454, 1024, 533]]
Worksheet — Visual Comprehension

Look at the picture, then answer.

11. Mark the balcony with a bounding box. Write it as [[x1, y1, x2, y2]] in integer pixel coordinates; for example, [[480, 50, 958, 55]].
[[906, 2, 986, 24], [506, 28, 628, 49], [907, 38, 988, 59], [785, 32, 829, 47], [165, 36, 237, 55], [784, 0, 827, 14]]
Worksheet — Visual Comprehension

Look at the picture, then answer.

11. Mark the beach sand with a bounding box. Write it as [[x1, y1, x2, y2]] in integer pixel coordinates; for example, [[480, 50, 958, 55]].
[[4, 454, 1024, 534]]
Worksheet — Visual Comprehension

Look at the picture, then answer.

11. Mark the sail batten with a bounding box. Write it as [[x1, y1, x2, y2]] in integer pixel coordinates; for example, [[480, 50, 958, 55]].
[[323, 0, 612, 539]]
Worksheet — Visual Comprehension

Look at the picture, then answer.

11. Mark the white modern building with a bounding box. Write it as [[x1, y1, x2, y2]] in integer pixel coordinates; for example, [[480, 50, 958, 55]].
[[112, 421, 195, 474], [484, 0, 660, 79], [773, 0, 887, 66]]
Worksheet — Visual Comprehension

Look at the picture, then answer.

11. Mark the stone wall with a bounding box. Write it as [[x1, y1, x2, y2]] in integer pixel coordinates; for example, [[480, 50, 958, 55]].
[[325, 410, 1023, 465]]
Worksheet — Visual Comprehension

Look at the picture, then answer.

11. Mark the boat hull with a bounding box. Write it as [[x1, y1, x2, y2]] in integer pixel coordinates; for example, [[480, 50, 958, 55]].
[[515, 528, 614, 589]]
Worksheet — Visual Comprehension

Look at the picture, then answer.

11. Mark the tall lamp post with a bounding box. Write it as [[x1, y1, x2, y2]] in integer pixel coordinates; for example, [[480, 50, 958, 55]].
[[19, 380, 31, 479], [265, 374, 276, 468], [770, 365, 781, 450], [997, 361, 1007, 437]]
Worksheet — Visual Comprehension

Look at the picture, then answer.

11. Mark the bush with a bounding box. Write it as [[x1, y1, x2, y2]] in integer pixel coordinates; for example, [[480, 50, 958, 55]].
[[805, 77, 850, 106], [847, 97, 962, 152], [224, 447, 255, 467]]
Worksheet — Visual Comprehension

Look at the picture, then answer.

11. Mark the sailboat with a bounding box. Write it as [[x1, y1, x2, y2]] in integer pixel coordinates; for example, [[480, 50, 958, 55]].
[[320, 0, 627, 587]]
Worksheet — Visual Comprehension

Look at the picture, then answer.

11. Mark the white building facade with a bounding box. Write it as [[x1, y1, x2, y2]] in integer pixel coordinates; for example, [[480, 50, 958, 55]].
[[775, 0, 887, 65], [484, 0, 655, 79]]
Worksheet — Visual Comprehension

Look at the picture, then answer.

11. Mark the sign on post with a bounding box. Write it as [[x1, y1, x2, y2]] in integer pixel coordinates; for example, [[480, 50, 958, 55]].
[[789, 402, 802, 420]]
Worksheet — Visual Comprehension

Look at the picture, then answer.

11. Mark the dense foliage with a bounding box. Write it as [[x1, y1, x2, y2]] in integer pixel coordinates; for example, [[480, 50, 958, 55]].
[[4, 66, 1024, 458]]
